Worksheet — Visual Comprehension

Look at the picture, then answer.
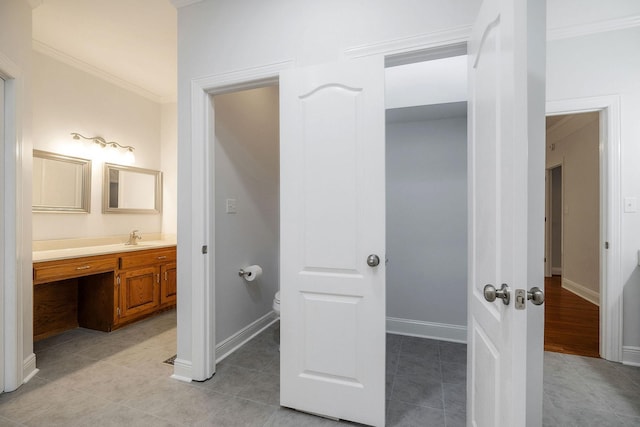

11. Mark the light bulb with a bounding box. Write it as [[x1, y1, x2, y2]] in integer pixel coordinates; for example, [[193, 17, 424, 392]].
[[124, 149, 135, 165]]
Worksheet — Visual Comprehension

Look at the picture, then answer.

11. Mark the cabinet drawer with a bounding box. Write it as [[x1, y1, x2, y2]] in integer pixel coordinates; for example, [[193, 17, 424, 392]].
[[119, 248, 176, 270], [34, 255, 117, 284]]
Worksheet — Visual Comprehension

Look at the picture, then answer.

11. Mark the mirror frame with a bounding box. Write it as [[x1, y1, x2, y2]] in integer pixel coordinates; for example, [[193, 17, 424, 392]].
[[103, 163, 163, 214], [33, 150, 92, 213]]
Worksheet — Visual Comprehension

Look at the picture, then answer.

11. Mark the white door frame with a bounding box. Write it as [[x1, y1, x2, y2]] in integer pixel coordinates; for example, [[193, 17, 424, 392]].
[[177, 62, 291, 381], [545, 169, 551, 277], [547, 96, 622, 362], [545, 162, 563, 278], [0, 50, 29, 392]]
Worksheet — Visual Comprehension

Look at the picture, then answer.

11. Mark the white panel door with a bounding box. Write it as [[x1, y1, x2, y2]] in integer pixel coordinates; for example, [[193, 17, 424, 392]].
[[280, 56, 385, 427], [467, 0, 545, 426]]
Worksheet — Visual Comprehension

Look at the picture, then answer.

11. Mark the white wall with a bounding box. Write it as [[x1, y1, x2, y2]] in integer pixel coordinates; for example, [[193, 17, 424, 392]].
[[0, 0, 34, 390], [161, 102, 177, 237], [214, 86, 279, 344], [31, 51, 164, 241], [547, 26, 640, 349], [546, 113, 599, 297], [176, 0, 640, 374], [176, 0, 481, 379], [386, 113, 467, 329]]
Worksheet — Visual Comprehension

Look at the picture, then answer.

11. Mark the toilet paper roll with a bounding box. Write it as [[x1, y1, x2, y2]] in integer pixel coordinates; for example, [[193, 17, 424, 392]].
[[241, 265, 263, 282]]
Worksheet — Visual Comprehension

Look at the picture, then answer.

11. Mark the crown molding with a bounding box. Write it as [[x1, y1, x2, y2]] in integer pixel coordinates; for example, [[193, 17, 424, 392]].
[[32, 39, 172, 104], [345, 25, 471, 61], [169, 0, 203, 9], [26, 0, 43, 9], [548, 15, 640, 41]]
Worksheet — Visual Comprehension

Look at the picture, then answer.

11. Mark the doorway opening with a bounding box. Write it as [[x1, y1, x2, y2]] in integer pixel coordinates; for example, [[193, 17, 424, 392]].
[[544, 112, 601, 358], [384, 52, 469, 419], [211, 85, 281, 360]]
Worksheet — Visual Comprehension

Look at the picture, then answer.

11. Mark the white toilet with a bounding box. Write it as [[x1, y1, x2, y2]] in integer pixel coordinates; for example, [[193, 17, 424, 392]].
[[273, 291, 281, 317]]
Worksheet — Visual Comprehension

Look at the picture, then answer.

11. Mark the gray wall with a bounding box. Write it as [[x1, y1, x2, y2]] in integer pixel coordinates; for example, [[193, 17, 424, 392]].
[[214, 86, 280, 344], [386, 113, 467, 327]]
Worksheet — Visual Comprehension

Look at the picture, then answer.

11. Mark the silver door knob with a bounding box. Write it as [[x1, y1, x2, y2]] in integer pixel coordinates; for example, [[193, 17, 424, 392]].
[[527, 287, 545, 305], [367, 254, 380, 267], [483, 283, 510, 305]]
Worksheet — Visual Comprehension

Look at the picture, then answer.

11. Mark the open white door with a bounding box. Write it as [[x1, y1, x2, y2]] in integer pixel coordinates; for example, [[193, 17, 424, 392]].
[[467, 0, 545, 426], [280, 56, 386, 426]]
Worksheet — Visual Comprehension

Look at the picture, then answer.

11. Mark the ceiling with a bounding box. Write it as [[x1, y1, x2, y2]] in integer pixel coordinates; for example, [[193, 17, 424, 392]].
[[32, 0, 177, 103]]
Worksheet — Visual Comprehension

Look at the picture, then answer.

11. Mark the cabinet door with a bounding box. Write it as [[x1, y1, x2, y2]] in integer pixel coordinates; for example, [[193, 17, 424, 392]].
[[160, 262, 177, 305], [120, 266, 159, 319]]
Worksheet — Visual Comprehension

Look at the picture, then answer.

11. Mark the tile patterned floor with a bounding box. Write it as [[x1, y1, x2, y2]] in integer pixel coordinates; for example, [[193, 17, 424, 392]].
[[0, 310, 638, 426]]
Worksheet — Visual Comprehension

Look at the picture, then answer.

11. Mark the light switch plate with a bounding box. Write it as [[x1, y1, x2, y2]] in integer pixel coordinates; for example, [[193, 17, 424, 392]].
[[624, 197, 637, 213], [226, 198, 237, 214]]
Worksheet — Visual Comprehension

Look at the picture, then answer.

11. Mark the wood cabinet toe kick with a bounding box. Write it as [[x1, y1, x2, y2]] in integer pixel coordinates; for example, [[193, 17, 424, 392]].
[[33, 246, 176, 341]]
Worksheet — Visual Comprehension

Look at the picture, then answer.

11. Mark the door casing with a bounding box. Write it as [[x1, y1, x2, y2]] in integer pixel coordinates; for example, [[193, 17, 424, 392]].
[[0, 50, 31, 392], [547, 96, 622, 362]]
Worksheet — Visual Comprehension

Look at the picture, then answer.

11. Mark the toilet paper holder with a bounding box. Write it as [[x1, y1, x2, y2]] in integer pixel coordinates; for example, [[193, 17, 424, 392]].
[[238, 264, 263, 281]]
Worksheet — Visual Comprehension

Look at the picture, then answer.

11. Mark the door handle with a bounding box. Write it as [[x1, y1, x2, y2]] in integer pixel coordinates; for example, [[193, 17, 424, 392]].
[[367, 254, 380, 267], [515, 287, 545, 309], [527, 287, 545, 305], [483, 283, 510, 305]]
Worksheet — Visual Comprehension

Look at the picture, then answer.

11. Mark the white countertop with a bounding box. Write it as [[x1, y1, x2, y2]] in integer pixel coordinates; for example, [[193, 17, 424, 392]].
[[33, 240, 176, 262]]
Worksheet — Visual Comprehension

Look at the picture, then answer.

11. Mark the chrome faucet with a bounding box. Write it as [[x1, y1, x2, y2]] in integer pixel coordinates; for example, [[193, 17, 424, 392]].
[[126, 229, 142, 245]]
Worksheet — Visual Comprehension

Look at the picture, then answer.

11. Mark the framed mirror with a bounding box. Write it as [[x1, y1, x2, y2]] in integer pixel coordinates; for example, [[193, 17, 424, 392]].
[[33, 150, 92, 213], [103, 163, 162, 214]]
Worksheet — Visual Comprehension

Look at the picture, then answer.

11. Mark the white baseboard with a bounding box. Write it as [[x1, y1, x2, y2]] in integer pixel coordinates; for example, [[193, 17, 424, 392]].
[[216, 311, 279, 363], [622, 346, 640, 367], [561, 278, 600, 306], [171, 358, 193, 382], [23, 353, 38, 383], [552, 267, 562, 275], [386, 317, 466, 343]]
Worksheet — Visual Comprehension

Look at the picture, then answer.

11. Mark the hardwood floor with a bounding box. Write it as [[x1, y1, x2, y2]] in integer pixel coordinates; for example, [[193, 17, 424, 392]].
[[544, 275, 599, 357]]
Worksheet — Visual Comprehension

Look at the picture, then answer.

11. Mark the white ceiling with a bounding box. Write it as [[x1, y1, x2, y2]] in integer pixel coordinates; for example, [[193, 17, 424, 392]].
[[31, 2, 465, 108], [32, 0, 177, 103], [385, 55, 467, 110]]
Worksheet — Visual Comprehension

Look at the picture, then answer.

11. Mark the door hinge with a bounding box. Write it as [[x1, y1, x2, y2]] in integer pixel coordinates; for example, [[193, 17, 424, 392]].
[[605, 241, 610, 249], [117, 307, 121, 317], [117, 275, 121, 285]]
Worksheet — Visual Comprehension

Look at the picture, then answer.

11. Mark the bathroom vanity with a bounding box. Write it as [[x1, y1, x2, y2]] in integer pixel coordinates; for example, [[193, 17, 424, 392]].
[[33, 243, 176, 341]]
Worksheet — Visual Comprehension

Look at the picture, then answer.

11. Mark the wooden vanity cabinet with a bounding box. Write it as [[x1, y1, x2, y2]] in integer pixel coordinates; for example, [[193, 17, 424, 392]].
[[33, 254, 118, 340], [33, 246, 177, 340], [160, 262, 177, 306], [117, 248, 177, 324]]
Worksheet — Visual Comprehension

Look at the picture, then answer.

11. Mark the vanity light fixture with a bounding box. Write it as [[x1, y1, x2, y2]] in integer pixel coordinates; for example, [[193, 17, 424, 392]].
[[71, 132, 135, 163]]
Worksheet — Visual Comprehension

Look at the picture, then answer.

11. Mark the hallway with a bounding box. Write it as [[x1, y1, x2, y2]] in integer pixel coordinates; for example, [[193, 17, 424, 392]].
[[544, 275, 600, 357]]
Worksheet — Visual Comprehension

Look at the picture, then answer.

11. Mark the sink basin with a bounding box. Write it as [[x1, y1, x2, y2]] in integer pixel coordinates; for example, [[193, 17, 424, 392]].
[[121, 240, 173, 249], [33, 240, 176, 262]]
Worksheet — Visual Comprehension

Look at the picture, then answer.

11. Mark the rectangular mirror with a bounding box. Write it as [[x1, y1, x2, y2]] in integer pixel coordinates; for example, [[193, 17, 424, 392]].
[[33, 150, 91, 213], [103, 163, 162, 214]]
